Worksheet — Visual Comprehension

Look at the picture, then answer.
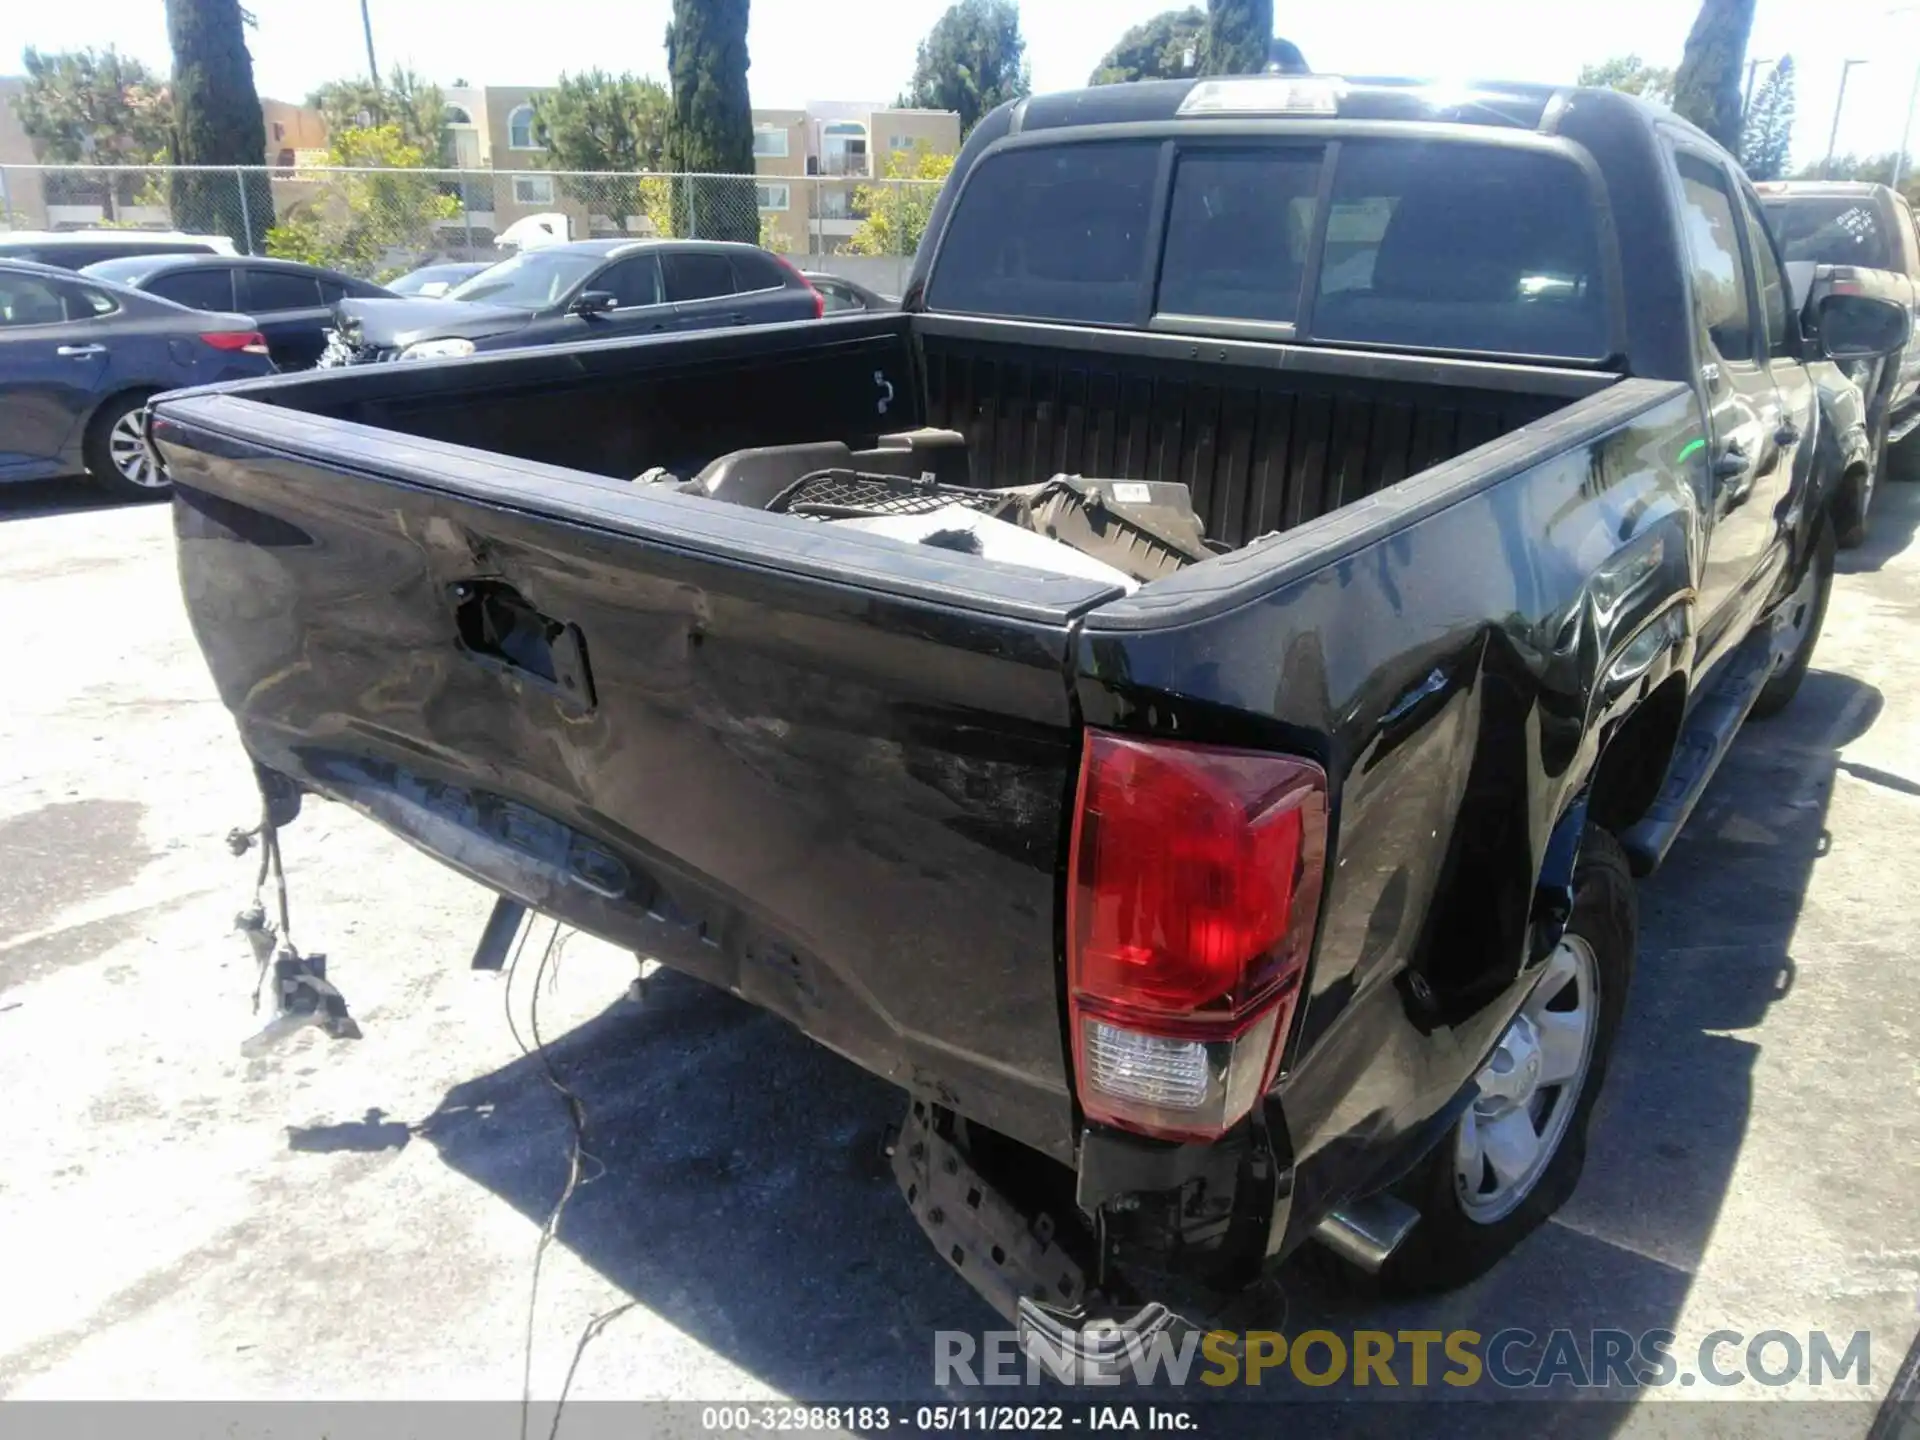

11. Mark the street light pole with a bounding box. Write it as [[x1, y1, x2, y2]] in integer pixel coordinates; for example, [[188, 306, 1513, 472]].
[[1896, 66, 1920, 189], [1824, 59, 1869, 178], [1889, 6, 1920, 190], [360, 0, 380, 86]]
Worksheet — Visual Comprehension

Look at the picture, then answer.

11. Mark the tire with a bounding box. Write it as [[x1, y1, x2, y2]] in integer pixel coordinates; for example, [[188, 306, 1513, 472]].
[[1889, 424, 1920, 484], [1373, 827, 1636, 1297], [1750, 514, 1836, 720], [1833, 463, 1871, 550], [82, 392, 169, 501]]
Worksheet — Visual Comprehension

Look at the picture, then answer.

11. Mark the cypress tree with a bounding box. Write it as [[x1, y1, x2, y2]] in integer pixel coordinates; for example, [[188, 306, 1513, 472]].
[[165, 0, 272, 254], [665, 0, 756, 243], [1739, 56, 1796, 181], [1671, 0, 1757, 154]]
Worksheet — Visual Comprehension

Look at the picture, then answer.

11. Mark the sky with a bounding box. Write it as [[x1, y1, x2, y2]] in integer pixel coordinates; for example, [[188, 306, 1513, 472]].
[[11, 0, 1919, 172]]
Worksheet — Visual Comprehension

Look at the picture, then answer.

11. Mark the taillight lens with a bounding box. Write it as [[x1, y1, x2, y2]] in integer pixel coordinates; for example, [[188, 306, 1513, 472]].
[[1067, 732, 1328, 1141], [202, 330, 270, 355]]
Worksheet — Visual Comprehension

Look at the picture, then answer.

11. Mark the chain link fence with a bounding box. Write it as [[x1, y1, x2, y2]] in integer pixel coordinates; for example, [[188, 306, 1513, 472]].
[[0, 164, 945, 296]]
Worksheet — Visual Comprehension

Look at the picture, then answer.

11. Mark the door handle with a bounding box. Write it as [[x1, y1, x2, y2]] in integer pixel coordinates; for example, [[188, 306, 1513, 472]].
[[727, 312, 747, 324], [56, 344, 105, 357]]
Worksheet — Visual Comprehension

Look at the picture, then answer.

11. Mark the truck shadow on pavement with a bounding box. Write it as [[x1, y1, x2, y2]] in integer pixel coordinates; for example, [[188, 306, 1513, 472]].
[[412, 665, 1883, 1431], [0, 479, 144, 522], [1840, 480, 1920, 576]]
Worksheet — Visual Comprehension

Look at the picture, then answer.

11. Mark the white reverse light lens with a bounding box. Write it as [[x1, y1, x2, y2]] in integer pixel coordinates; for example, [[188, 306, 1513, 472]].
[[398, 337, 477, 362], [1083, 1021, 1210, 1110]]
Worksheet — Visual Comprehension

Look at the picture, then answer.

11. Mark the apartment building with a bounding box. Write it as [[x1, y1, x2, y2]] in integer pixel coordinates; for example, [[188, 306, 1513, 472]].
[[0, 79, 328, 231], [438, 90, 959, 252], [751, 102, 960, 255]]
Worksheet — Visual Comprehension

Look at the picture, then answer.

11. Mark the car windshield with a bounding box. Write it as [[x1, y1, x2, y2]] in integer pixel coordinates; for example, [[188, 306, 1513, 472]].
[[444, 251, 601, 308], [1764, 198, 1895, 270]]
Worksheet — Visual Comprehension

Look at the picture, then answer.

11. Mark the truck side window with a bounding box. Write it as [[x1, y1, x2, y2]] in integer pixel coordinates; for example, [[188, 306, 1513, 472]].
[[1736, 189, 1794, 361], [1157, 149, 1324, 324], [1674, 155, 1757, 363]]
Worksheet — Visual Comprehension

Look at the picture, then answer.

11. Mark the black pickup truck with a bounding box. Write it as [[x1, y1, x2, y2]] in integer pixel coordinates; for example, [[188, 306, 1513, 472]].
[[153, 76, 1906, 1354]]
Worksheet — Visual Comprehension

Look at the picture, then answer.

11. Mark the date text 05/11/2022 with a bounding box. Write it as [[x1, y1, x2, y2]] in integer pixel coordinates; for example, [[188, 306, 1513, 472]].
[[699, 1406, 1196, 1431]]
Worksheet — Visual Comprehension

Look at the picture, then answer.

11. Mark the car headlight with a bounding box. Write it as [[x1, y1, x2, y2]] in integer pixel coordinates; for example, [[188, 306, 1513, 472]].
[[397, 337, 476, 362]]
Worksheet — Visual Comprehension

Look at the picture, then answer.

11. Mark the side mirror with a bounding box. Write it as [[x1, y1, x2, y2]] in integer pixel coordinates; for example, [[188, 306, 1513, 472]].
[[569, 290, 618, 318], [1816, 292, 1910, 361]]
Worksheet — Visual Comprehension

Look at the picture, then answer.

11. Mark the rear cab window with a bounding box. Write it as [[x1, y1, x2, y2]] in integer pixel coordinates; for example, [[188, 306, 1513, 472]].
[[925, 141, 1161, 324], [1158, 148, 1322, 324], [926, 136, 1613, 362], [1308, 142, 1607, 360]]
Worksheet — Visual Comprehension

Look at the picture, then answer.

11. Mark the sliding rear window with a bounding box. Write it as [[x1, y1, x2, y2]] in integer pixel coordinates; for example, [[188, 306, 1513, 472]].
[[928, 136, 1610, 360]]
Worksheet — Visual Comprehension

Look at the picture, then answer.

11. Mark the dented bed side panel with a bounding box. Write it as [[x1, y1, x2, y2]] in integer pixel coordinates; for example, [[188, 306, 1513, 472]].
[[1070, 378, 1704, 1242]]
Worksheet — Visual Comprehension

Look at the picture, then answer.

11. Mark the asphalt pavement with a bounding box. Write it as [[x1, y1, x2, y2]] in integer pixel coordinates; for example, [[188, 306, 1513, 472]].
[[0, 477, 1916, 1438]]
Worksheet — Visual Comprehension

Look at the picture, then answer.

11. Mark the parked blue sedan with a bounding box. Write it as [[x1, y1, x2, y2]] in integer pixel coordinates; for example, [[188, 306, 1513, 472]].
[[0, 258, 276, 499]]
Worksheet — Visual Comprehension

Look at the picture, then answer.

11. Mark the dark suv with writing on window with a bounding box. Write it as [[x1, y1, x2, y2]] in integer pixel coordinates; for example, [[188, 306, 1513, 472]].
[[316, 238, 824, 366]]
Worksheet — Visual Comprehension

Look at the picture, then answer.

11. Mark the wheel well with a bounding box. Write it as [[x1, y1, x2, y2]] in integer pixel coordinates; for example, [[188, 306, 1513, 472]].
[[83, 386, 161, 440], [1587, 676, 1687, 836]]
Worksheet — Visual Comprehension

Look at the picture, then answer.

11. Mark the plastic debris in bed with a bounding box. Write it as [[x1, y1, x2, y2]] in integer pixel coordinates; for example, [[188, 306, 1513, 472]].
[[771, 469, 1216, 583], [832, 504, 1140, 593], [770, 470, 1002, 520]]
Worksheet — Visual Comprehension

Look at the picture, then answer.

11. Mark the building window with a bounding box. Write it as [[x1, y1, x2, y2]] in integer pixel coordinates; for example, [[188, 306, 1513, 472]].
[[444, 104, 473, 125], [512, 174, 555, 206], [888, 134, 919, 151], [272, 121, 286, 142], [507, 104, 540, 150], [817, 188, 858, 221], [756, 183, 790, 212], [752, 126, 789, 159]]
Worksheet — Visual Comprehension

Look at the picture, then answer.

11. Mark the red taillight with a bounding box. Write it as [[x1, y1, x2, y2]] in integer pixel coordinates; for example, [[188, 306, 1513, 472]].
[[1066, 731, 1328, 1141], [773, 253, 825, 318], [202, 330, 270, 355]]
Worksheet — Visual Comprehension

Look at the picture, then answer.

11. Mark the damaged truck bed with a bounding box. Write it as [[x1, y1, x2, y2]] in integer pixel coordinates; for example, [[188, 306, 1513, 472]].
[[153, 74, 1904, 1357]]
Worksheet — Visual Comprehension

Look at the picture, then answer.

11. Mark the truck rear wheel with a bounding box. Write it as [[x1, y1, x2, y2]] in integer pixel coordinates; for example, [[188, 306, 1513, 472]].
[[1374, 827, 1635, 1296]]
